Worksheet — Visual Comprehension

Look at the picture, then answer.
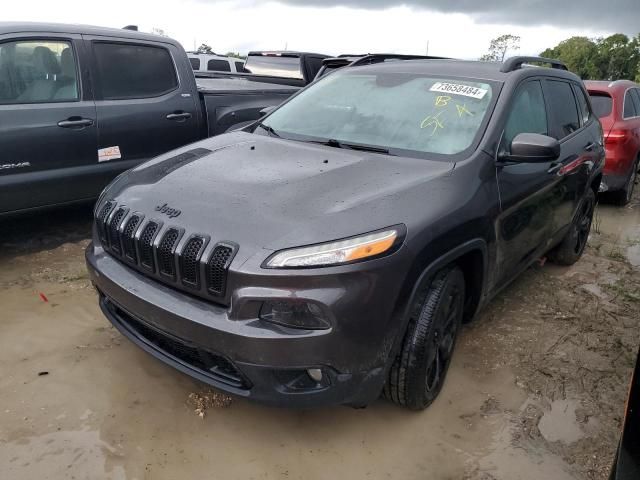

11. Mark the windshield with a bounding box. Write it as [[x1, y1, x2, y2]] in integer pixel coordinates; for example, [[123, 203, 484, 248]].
[[261, 70, 495, 157]]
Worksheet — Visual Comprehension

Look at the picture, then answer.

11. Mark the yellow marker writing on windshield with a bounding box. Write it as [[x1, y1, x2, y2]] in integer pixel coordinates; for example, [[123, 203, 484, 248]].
[[420, 111, 445, 136], [456, 104, 474, 117], [435, 95, 451, 107]]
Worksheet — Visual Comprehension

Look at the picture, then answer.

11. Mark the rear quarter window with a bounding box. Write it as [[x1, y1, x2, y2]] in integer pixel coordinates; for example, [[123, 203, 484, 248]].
[[624, 90, 638, 119], [189, 57, 200, 70], [589, 92, 613, 118], [94, 42, 178, 100], [207, 59, 231, 72]]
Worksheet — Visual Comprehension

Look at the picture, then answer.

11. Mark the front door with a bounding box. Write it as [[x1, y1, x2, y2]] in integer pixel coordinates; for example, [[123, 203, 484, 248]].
[[0, 34, 97, 213]]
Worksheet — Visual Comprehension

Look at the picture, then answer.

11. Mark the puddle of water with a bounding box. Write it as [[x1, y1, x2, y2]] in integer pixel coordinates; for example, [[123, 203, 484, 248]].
[[538, 399, 585, 444], [596, 200, 640, 267]]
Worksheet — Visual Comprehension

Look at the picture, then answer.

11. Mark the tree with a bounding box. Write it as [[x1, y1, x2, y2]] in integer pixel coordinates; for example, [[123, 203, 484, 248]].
[[225, 52, 246, 60], [480, 34, 521, 62], [151, 27, 168, 37], [196, 43, 214, 54], [595, 34, 640, 80], [540, 37, 600, 79]]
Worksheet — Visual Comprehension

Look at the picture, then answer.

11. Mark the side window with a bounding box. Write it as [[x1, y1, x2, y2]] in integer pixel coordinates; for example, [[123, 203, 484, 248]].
[[235, 61, 245, 73], [544, 80, 580, 139], [0, 39, 78, 104], [189, 57, 200, 70], [503, 80, 548, 149], [207, 59, 231, 72], [93, 42, 178, 100], [623, 90, 637, 119], [573, 85, 593, 126], [629, 89, 640, 117]]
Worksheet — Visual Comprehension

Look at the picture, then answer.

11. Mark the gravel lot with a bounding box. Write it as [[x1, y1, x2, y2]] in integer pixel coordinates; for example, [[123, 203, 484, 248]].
[[1, 192, 639, 480]]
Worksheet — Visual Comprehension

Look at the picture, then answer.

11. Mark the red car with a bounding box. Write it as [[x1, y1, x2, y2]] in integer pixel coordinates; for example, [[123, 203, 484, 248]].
[[586, 80, 640, 205]]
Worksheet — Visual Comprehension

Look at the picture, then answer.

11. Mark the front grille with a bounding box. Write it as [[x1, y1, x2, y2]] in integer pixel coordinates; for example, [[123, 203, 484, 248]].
[[122, 215, 142, 262], [157, 228, 181, 278], [107, 208, 127, 254], [95, 203, 237, 303], [207, 245, 234, 296], [180, 237, 205, 287], [97, 201, 116, 245], [107, 300, 249, 389], [139, 221, 159, 271]]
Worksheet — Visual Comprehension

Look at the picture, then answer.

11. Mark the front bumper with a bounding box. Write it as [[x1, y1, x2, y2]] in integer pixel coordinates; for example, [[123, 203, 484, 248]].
[[86, 241, 410, 407]]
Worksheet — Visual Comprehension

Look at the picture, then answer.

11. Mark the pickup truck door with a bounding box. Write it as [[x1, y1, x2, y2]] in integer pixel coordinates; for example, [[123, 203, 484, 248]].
[[84, 36, 200, 167], [0, 33, 99, 213], [493, 79, 560, 289]]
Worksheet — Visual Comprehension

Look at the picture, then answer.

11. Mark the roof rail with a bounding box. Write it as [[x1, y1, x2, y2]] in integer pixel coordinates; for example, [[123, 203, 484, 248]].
[[501, 56, 567, 73], [350, 53, 449, 67]]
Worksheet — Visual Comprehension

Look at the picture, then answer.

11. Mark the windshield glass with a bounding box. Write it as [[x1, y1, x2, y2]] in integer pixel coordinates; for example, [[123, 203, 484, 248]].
[[262, 71, 495, 157]]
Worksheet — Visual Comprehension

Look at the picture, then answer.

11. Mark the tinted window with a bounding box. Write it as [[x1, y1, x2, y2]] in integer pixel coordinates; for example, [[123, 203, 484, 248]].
[[263, 72, 495, 157], [503, 81, 548, 148], [94, 43, 177, 100], [573, 86, 592, 126], [545, 80, 580, 139], [244, 55, 302, 79], [630, 89, 640, 117], [235, 61, 245, 73], [189, 57, 200, 70], [207, 59, 231, 72], [589, 92, 613, 118], [624, 90, 637, 118], [0, 40, 78, 104]]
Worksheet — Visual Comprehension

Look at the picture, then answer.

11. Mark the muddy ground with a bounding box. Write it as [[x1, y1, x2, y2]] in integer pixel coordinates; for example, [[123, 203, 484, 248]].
[[1, 193, 639, 480]]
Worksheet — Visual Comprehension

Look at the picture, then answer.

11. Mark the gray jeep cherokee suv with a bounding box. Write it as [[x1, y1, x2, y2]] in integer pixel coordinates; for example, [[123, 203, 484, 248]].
[[86, 56, 604, 409]]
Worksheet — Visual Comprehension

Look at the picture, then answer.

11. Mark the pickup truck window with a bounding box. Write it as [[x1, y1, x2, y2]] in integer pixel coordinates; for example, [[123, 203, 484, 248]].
[[93, 42, 178, 100], [0, 40, 78, 104], [207, 59, 231, 72], [263, 72, 494, 157], [244, 55, 302, 79]]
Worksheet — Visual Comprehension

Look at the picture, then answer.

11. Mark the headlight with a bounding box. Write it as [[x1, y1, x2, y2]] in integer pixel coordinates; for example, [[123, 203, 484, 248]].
[[264, 226, 404, 268]]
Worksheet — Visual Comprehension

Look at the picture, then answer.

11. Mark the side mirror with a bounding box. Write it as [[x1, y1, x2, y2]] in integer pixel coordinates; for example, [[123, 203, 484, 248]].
[[259, 106, 277, 117], [501, 133, 560, 163]]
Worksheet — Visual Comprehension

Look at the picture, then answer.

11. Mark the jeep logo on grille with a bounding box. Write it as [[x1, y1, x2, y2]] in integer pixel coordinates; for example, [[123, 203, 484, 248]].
[[155, 203, 182, 218]]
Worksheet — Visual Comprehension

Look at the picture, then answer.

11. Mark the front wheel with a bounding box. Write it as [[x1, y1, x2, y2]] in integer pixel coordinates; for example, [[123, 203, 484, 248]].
[[548, 188, 595, 266], [384, 266, 465, 410]]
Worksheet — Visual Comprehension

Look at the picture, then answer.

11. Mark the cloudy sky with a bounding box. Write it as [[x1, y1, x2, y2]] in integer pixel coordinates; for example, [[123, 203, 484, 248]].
[[3, 0, 639, 58]]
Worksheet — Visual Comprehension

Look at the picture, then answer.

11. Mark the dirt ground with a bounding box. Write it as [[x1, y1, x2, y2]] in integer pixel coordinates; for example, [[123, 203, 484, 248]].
[[1, 192, 639, 480]]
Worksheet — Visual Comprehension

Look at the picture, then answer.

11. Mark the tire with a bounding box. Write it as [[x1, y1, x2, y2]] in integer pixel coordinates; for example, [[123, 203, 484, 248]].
[[384, 266, 465, 410], [611, 158, 638, 206], [548, 188, 595, 266]]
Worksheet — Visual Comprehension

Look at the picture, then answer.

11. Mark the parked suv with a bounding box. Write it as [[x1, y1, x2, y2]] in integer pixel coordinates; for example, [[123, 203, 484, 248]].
[[86, 56, 604, 409], [585, 80, 640, 205]]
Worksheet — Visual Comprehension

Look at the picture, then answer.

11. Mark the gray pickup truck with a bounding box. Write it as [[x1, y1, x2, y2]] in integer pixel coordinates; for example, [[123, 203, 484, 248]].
[[0, 23, 320, 216]]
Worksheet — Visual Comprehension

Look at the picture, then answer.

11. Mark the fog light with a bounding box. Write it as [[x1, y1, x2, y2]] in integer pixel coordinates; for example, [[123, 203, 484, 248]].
[[307, 368, 323, 382], [259, 301, 330, 330]]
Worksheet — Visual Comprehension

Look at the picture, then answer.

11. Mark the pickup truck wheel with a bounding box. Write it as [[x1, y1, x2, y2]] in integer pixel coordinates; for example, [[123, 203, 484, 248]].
[[548, 188, 595, 266], [383, 266, 465, 410], [611, 158, 638, 206]]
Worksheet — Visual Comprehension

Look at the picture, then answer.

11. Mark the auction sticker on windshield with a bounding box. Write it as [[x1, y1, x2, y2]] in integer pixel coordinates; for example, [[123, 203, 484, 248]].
[[430, 82, 488, 99]]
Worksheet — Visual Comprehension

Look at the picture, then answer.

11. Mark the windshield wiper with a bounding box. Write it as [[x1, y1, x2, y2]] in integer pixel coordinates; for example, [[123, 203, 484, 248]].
[[315, 138, 392, 155], [256, 123, 281, 138]]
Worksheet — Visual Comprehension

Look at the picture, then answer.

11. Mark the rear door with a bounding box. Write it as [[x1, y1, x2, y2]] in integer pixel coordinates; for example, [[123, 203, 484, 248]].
[[542, 79, 599, 236], [86, 36, 200, 167], [0, 33, 98, 213]]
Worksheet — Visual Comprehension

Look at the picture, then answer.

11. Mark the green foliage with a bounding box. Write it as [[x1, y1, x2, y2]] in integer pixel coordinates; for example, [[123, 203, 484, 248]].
[[225, 52, 246, 60], [480, 34, 521, 62], [540, 33, 640, 80], [196, 43, 214, 54]]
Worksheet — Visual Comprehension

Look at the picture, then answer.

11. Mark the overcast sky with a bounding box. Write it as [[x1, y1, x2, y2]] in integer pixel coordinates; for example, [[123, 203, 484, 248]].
[[3, 0, 638, 59]]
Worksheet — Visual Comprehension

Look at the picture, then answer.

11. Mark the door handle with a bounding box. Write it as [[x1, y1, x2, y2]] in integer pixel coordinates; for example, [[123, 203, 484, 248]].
[[58, 117, 94, 128], [166, 112, 192, 121], [584, 142, 597, 152], [547, 162, 563, 175]]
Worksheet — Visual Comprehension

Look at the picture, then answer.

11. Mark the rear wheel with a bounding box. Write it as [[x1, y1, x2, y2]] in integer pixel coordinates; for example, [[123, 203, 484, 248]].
[[384, 266, 465, 410], [612, 158, 638, 206], [548, 188, 595, 266]]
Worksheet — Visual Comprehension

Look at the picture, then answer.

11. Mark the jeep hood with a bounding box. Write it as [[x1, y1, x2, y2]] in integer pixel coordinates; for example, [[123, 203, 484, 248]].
[[102, 132, 455, 259]]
